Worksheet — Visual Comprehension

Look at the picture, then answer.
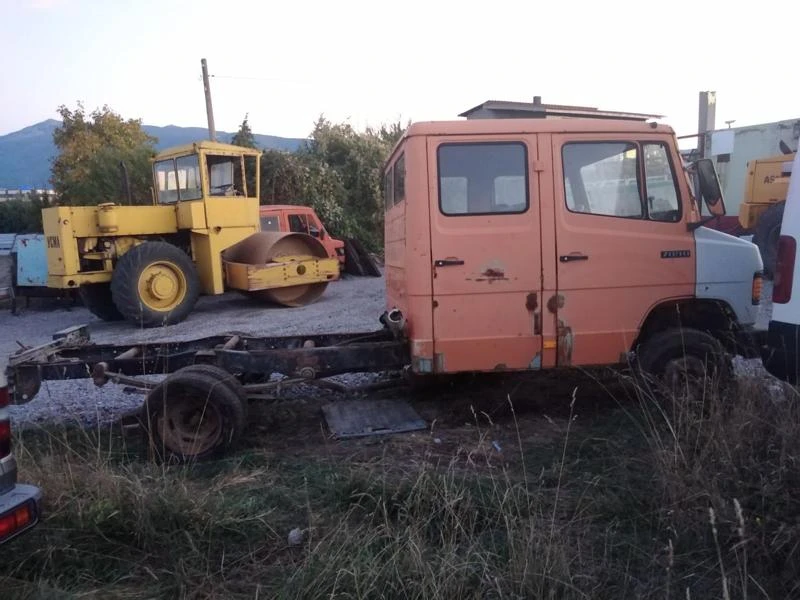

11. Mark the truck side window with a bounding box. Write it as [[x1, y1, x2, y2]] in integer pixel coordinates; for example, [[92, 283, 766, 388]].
[[393, 154, 406, 205], [383, 165, 394, 210], [644, 143, 681, 222], [562, 142, 642, 218], [438, 142, 528, 216], [260, 216, 280, 231], [289, 214, 309, 234]]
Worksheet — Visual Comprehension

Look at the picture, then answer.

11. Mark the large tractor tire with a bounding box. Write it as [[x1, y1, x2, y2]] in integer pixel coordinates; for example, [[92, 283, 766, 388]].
[[140, 367, 247, 463], [111, 241, 200, 328], [636, 327, 733, 401], [753, 202, 785, 278], [79, 283, 124, 321]]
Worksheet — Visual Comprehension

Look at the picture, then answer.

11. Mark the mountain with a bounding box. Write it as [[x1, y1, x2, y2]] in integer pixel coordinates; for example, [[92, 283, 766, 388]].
[[0, 120, 306, 189]]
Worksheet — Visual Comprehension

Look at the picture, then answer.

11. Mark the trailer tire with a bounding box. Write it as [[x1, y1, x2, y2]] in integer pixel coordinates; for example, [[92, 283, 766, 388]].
[[636, 327, 733, 401], [753, 202, 784, 278], [177, 364, 249, 420], [79, 283, 124, 321], [111, 242, 200, 327], [141, 369, 246, 463]]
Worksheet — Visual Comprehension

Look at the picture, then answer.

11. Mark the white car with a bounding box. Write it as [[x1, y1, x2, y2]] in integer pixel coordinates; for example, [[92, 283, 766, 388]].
[[763, 151, 800, 382], [0, 369, 41, 544]]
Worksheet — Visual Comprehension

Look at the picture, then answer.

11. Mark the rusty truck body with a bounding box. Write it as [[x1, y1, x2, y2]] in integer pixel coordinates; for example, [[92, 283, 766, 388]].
[[5, 115, 765, 462]]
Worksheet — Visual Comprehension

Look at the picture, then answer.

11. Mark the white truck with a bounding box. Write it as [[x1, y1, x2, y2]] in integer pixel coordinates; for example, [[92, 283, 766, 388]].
[[762, 151, 800, 382]]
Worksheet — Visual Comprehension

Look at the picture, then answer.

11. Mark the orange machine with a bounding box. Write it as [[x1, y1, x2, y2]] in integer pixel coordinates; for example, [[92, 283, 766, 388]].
[[258, 205, 345, 264], [383, 118, 763, 376]]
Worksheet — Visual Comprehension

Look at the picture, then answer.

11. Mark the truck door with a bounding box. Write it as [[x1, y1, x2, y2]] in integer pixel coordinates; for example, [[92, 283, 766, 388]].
[[551, 135, 696, 366], [428, 136, 543, 373]]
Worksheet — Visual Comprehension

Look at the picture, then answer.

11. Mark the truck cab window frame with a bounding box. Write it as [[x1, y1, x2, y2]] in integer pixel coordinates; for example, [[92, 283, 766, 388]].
[[643, 142, 682, 223], [562, 141, 683, 222], [437, 142, 530, 216]]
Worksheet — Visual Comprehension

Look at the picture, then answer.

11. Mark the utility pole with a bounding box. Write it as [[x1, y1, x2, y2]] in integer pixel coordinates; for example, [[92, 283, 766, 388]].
[[201, 58, 216, 142]]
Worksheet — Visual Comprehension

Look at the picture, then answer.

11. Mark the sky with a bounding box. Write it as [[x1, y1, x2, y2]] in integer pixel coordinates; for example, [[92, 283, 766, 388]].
[[2, 0, 799, 143]]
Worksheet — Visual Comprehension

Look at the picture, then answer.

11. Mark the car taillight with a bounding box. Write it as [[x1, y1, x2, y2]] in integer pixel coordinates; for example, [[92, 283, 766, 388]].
[[774, 235, 797, 304], [0, 385, 9, 459], [0, 503, 34, 541]]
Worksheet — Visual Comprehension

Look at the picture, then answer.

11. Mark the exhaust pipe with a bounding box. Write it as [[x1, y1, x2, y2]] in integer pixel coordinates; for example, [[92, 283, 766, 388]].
[[381, 309, 406, 337]]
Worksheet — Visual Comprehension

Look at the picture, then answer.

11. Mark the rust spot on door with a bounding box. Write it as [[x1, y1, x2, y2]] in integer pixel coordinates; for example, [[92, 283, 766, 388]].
[[526, 292, 538, 311], [547, 294, 565, 314]]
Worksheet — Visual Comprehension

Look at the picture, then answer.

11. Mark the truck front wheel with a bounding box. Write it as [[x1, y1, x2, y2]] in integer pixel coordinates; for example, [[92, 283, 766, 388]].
[[636, 328, 732, 401], [111, 242, 200, 327]]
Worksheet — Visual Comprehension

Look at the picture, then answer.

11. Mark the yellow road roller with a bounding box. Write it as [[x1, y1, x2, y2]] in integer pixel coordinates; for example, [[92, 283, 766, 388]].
[[42, 141, 339, 327]]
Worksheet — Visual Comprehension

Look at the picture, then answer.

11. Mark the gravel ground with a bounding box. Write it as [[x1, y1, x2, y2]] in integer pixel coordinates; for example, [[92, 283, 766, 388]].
[[2, 274, 385, 428], [0, 275, 784, 428]]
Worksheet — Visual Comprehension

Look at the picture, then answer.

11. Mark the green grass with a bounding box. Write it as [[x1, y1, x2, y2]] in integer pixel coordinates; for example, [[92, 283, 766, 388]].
[[2, 373, 799, 599]]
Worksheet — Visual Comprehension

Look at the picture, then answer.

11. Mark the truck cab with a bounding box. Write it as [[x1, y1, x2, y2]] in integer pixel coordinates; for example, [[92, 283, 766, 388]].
[[384, 118, 763, 383], [258, 205, 345, 264]]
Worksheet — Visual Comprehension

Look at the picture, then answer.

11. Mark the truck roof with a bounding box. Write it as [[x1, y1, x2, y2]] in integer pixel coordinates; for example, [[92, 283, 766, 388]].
[[405, 118, 674, 137], [387, 118, 676, 162]]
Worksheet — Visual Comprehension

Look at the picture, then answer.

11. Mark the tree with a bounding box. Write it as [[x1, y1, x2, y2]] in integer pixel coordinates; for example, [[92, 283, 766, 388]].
[[51, 103, 157, 205], [231, 114, 258, 149], [0, 194, 49, 233]]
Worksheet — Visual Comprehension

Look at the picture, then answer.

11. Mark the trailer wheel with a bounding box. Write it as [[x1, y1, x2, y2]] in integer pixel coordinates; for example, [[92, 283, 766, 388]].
[[753, 202, 785, 278], [141, 369, 246, 463], [79, 283, 124, 321], [636, 327, 732, 401], [111, 242, 200, 327], [177, 364, 249, 420]]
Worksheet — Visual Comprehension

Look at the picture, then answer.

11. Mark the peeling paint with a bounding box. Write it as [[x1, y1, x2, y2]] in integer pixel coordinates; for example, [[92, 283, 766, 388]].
[[525, 292, 538, 311], [529, 353, 542, 369], [557, 323, 574, 366]]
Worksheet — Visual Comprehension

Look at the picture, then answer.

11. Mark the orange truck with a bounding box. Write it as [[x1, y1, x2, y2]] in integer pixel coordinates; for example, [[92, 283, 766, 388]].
[[258, 204, 381, 276], [258, 205, 345, 264], [6, 114, 767, 461]]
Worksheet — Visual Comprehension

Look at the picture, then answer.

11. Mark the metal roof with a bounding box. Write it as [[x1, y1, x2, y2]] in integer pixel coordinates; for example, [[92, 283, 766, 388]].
[[0, 234, 16, 256], [459, 98, 663, 122]]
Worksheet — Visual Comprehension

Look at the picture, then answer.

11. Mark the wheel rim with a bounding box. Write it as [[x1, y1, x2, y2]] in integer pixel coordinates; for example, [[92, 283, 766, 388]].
[[137, 260, 187, 311], [156, 393, 223, 457]]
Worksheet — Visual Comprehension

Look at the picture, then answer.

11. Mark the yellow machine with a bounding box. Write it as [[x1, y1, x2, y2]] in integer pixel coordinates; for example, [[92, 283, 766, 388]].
[[738, 149, 796, 275], [43, 141, 339, 327]]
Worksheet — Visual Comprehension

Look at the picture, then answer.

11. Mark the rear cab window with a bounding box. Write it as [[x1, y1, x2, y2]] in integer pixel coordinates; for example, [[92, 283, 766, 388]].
[[437, 142, 529, 216]]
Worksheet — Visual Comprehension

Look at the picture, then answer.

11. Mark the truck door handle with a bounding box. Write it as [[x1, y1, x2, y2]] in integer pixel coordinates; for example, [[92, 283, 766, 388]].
[[434, 259, 465, 267], [560, 254, 589, 263]]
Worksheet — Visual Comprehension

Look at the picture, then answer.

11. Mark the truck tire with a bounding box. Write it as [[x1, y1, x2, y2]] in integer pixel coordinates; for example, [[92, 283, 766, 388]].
[[753, 202, 785, 278], [79, 283, 124, 321], [111, 242, 200, 328], [636, 327, 732, 400], [141, 368, 247, 463]]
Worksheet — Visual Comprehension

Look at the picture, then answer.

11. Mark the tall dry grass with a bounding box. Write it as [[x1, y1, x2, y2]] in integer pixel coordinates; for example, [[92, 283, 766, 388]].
[[1, 367, 798, 599]]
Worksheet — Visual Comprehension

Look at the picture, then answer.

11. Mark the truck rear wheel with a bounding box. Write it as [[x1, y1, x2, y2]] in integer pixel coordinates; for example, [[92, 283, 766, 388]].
[[636, 327, 732, 401], [79, 283, 124, 321], [141, 368, 247, 463], [111, 242, 200, 327], [753, 202, 785, 278]]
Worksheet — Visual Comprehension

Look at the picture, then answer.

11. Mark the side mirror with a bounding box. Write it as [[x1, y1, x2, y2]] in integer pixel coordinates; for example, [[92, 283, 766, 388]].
[[695, 158, 726, 217]]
